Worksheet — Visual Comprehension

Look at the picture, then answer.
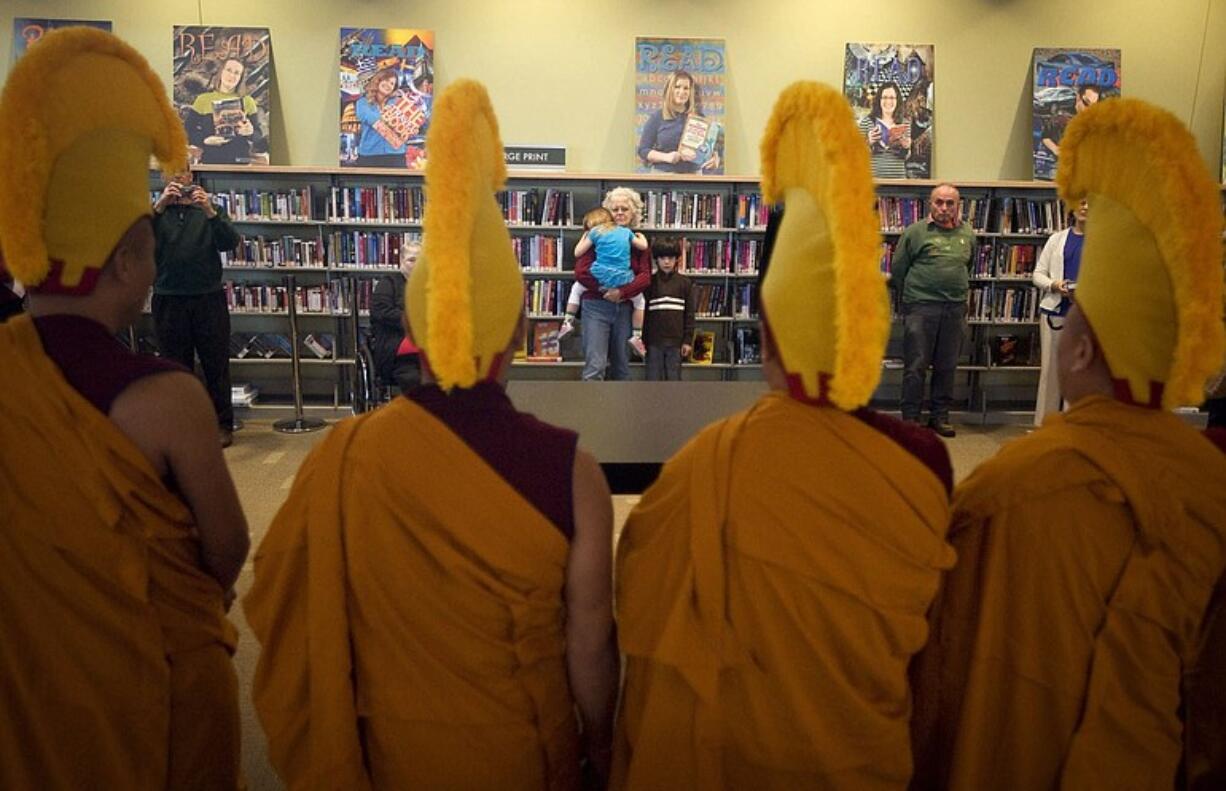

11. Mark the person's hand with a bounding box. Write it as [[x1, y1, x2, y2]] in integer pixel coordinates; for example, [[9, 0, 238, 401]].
[[663, 150, 682, 165], [1054, 279, 1070, 295], [192, 187, 217, 218], [603, 288, 623, 303], [237, 118, 255, 137], [155, 183, 181, 213], [867, 125, 882, 146], [701, 150, 721, 171], [633, 232, 647, 246], [899, 129, 912, 150], [678, 148, 697, 163], [681, 343, 693, 359]]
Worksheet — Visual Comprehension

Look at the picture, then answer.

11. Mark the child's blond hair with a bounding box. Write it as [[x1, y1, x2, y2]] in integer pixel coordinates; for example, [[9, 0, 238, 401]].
[[583, 206, 616, 233]]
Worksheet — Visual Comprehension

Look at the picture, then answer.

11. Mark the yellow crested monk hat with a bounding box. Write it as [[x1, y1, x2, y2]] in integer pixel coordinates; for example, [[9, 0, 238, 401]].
[[407, 80, 524, 390], [757, 81, 889, 408], [0, 28, 186, 294], [1058, 98, 1225, 409]]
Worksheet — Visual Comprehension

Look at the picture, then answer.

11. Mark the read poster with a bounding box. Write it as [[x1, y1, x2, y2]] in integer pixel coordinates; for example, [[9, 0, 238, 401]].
[[634, 37, 726, 176], [1031, 48, 1121, 181], [843, 43, 935, 179], [173, 26, 274, 166], [339, 28, 435, 170], [12, 18, 111, 60]]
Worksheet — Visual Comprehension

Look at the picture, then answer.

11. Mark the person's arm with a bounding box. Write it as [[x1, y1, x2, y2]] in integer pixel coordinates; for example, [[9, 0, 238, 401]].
[[631, 232, 649, 251], [617, 245, 653, 300], [108, 372, 249, 595], [637, 112, 673, 165], [574, 249, 600, 291], [566, 447, 619, 785], [207, 207, 241, 252], [574, 230, 594, 258], [891, 225, 914, 294], [1033, 231, 1062, 292], [369, 276, 404, 333], [354, 96, 383, 125]]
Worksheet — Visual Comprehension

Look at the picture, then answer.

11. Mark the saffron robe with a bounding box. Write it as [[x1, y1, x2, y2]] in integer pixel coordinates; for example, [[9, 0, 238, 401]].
[[911, 395, 1226, 790], [244, 396, 581, 790], [613, 391, 954, 790], [0, 314, 239, 790]]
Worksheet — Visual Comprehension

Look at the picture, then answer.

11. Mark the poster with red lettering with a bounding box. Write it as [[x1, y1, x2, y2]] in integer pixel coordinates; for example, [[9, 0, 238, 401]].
[[173, 26, 274, 166], [339, 28, 434, 170], [12, 18, 111, 61]]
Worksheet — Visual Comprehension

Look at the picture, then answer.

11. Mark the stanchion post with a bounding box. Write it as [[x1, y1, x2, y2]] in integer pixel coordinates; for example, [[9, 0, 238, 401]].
[[274, 273, 326, 434]]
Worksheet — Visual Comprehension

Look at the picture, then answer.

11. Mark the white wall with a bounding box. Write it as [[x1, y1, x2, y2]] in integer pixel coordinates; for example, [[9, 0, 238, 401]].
[[5, 0, 1225, 179]]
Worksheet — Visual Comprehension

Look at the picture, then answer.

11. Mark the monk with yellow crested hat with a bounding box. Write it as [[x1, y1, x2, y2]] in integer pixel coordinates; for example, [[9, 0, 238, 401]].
[[0, 28, 248, 789], [245, 79, 618, 789], [910, 98, 1226, 789], [612, 82, 955, 790]]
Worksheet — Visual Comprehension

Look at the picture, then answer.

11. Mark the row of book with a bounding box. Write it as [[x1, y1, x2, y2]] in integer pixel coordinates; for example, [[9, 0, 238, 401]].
[[222, 280, 376, 314], [877, 195, 1070, 236], [327, 230, 420, 268], [877, 195, 994, 233], [641, 191, 726, 229], [221, 234, 326, 268], [525, 279, 570, 316], [229, 332, 337, 360], [223, 282, 342, 314], [733, 326, 762, 365], [996, 197, 1069, 236], [187, 185, 1072, 239], [213, 189, 313, 222], [693, 283, 730, 317], [733, 283, 759, 319], [500, 189, 575, 226], [992, 285, 1042, 322], [968, 244, 996, 279], [513, 235, 563, 270], [993, 243, 1043, 279], [681, 238, 733, 272], [329, 186, 424, 224], [735, 193, 770, 230], [879, 240, 1046, 279], [967, 284, 1042, 322]]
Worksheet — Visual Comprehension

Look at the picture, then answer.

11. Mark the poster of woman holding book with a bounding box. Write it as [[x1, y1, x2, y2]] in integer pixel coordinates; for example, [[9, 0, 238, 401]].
[[634, 38, 726, 175], [860, 82, 911, 179], [339, 28, 434, 170], [843, 43, 934, 180], [189, 58, 267, 164], [173, 26, 273, 166]]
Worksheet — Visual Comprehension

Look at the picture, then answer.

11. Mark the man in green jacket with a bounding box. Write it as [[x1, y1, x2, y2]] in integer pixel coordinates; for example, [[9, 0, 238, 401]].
[[892, 182, 974, 437], [152, 169, 241, 446]]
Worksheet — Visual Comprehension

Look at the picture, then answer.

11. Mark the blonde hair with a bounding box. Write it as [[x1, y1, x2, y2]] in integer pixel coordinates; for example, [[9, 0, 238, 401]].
[[661, 70, 699, 121], [583, 207, 614, 232], [601, 187, 643, 228]]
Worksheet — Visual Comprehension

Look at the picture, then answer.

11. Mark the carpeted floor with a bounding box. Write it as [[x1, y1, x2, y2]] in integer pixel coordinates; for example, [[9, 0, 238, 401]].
[[223, 416, 1029, 789]]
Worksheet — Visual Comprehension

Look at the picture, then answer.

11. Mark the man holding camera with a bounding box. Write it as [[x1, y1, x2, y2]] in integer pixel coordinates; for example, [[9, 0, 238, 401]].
[[152, 171, 241, 446]]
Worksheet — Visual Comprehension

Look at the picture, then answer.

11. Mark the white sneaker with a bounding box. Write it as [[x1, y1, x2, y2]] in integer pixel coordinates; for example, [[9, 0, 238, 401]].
[[558, 319, 575, 339], [628, 335, 646, 357]]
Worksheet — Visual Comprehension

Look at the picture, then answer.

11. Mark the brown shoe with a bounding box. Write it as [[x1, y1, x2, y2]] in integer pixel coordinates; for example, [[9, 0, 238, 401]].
[[220, 428, 234, 448]]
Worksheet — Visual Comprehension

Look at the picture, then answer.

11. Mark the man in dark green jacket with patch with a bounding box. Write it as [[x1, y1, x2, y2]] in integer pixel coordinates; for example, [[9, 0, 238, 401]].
[[152, 169, 241, 446], [892, 182, 974, 437]]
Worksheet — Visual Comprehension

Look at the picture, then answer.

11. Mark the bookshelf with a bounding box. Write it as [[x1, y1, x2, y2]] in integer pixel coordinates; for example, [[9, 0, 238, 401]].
[[137, 166, 1074, 416]]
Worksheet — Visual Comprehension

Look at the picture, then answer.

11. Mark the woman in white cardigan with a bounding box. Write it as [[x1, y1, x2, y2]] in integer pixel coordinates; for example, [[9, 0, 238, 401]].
[[1031, 199, 1088, 425]]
